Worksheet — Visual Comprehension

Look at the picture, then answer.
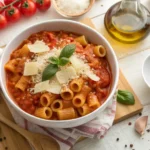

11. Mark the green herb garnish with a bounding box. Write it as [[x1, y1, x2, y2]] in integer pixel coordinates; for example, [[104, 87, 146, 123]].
[[117, 90, 135, 105], [59, 44, 76, 58], [58, 57, 70, 66], [42, 64, 58, 81], [42, 44, 76, 81], [49, 56, 59, 65]]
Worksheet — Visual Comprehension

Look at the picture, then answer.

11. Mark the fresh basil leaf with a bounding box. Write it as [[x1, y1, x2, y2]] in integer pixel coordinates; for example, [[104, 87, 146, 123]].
[[59, 44, 76, 58], [117, 90, 135, 105], [49, 57, 59, 65], [58, 57, 70, 66], [42, 64, 58, 81]]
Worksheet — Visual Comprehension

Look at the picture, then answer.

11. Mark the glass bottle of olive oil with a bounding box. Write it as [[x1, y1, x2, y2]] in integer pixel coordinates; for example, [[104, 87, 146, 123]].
[[104, 0, 150, 43]]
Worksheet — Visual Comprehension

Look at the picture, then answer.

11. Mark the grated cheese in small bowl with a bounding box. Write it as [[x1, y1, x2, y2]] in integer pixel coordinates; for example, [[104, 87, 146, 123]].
[[52, 0, 95, 18]]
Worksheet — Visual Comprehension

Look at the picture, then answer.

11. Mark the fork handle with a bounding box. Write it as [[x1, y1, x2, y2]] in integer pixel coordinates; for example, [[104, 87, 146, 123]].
[[0, 113, 45, 150], [0, 113, 31, 140]]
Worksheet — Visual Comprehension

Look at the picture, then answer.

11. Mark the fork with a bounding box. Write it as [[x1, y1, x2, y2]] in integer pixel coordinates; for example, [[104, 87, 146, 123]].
[[0, 113, 60, 150]]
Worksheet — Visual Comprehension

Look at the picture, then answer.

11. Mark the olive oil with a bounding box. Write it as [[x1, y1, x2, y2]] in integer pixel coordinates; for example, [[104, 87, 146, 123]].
[[104, 2, 150, 43]]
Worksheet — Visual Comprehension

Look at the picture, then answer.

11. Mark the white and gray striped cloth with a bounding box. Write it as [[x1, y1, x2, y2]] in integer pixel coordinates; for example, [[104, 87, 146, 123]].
[[7, 97, 116, 150]]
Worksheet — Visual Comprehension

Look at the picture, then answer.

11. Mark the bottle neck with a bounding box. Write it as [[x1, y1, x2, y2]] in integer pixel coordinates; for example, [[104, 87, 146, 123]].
[[120, 0, 140, 10]]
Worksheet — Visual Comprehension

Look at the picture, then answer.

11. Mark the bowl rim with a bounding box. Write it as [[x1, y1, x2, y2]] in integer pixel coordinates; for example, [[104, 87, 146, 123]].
[[0, 19, 119, 124], [52, 0, 95, 18], [142, 54, 150, 88]]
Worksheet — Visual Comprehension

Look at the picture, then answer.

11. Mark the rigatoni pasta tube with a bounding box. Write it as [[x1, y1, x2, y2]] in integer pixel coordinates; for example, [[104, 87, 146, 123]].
[[93, 45, 106, 57], [51, 99, 63, 112], [74, 109, 79, 118], [51, 115, 58, 120], [72, 85, 91, 108], [57, 107, 76, 120], [77, 104, 93, 116], [75, 35, 88, 46], [15, 76, 30, 91], [70, 78, 84, 92], [40, 93, 59, 107], [5, 59, 19, 73], [19, 44, 30, 57], [60, 86, 74, 101], [62, 100, 73, 108], [87, 92, 100, 109], [34, 107, 52, 119]]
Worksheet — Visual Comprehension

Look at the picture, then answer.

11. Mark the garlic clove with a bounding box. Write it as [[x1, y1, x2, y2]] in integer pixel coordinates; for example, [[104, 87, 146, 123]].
[[134, 116, 148, 136]]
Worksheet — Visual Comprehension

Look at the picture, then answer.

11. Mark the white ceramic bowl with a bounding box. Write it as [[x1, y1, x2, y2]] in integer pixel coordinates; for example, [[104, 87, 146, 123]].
[[0, 20, 119, 128], [52, 0, 95, 18], [142, 55, 150, 87]]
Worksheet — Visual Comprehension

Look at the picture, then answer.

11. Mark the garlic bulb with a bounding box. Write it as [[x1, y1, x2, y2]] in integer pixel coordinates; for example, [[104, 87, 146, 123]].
[[134, 116, 148, 136]]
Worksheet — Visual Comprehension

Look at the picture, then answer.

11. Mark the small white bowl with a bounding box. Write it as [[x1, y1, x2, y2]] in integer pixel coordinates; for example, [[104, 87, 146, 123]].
[[52, 0, 95, 18], [142, 55, 150, 87]]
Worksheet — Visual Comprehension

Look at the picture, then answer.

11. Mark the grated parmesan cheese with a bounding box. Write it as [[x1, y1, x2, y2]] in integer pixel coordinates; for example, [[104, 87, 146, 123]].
[[28, 40, 50, 53], [34, 80, 50, 93], [31, 47, 61, 83], [46, 77, 61, 94], [70, 55, 100, 81], [56, 66, 77, 84], [24, 40, 100, 94], [55, 0, 90, 15], [24, 62, 38, 76]]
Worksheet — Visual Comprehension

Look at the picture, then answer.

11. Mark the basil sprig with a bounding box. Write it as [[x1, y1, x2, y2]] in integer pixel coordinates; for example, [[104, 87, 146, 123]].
[[49, 57, 59, 65], [42, 44, 76, 81], [58, 57, 70, 66], [42, 64, 58, 81], [59, 44, 76, 58], [117, 90, 135, 105]]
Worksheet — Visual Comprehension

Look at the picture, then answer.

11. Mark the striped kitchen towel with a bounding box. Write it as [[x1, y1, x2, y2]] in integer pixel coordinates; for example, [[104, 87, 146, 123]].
[[8, 97, 116, 150]]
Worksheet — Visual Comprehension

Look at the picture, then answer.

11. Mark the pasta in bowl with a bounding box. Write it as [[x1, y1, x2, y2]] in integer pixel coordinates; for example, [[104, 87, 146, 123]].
[[0, 20, 119, 128]]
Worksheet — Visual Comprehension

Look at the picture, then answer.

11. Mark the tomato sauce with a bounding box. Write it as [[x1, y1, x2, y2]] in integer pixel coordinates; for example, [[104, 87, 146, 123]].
[[5, 31, 112, 117]]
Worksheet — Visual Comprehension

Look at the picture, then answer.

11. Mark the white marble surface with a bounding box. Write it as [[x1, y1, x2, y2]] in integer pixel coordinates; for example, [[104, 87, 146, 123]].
[[1, 0, 150, 149]]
